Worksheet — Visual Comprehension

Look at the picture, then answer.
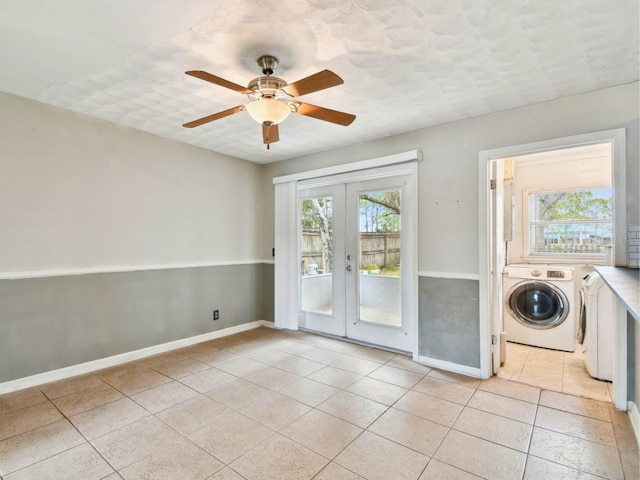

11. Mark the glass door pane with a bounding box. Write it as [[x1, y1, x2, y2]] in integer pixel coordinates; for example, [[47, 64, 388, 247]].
[[300, 196, 334, 315], [358, 190, 401, 327], [298, 183, 346, 337], [346, 173, 413, 352]]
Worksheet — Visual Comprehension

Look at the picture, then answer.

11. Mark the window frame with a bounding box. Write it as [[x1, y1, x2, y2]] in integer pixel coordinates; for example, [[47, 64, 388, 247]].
[[522, 186, 613, 263]]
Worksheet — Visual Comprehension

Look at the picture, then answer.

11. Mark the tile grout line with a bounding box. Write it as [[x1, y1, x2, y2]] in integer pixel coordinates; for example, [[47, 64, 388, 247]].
[[528, 400, 625, 479], [214, 382, 367, 478], [106, 344, 516, 478], [515, 345, 531, 382], [520, 390, 542, 480], [24, 387, 120, 479], [3, 329, 633, 480], [200, 380, 376, 478], [152, 338, 387, 477], [55, 384, 156, 478], [417, 381, 480, 479], [610, 417, 629, 480], [40, 360, 238, 478], [532, 417, 621, 448], [100, 368, 255, 477], [536, 402, 615, 423], [142, 400, 236, 477], [203, 343, 419, 476]]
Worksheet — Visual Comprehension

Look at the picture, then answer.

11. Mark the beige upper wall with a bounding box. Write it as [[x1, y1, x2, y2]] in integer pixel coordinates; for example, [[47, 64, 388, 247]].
[[1, 82, 637, 276], [262, 82, 640, 274], [0, 92, 264, 274]]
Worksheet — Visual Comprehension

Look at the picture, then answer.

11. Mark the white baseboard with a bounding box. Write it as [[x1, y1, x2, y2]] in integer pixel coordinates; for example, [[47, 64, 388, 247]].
[[0, 320, 271, 395], [628, 401, 640, 446], [417, 355, 483, 379]]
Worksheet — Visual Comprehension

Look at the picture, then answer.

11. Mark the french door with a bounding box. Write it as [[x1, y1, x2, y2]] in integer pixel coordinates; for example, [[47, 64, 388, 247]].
[[298, 171, 415, 352]]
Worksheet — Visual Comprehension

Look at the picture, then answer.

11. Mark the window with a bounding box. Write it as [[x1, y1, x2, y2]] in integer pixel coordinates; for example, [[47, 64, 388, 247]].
[[528, 188, 612, 256]]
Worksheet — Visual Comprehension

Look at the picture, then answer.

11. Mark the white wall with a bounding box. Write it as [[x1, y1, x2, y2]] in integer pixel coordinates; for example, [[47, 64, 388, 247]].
[[0, 92, 264, 274], [262, 83, 640, 274]]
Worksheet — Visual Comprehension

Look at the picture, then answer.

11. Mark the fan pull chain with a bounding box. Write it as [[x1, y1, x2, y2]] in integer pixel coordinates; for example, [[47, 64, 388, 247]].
[[264, 122, 272, 149]]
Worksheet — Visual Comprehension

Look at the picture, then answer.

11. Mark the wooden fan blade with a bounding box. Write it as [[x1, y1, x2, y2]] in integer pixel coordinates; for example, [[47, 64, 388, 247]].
[[294, 102, 356, 126], [282, 70, 343, 97], [186, 70, 252, 94], [183, 106, 244, 128], [262, 123, 279, 145]]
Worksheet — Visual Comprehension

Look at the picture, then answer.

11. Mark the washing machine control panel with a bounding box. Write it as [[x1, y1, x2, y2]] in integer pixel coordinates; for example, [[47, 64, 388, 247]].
[[503, 264, 574, 281]]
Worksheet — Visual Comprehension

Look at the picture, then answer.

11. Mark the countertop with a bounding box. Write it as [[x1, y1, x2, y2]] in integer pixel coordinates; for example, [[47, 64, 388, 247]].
[[595, 266, 640, 323]]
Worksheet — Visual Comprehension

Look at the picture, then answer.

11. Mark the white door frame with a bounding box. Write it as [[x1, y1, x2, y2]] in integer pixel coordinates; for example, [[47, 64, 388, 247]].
[[274, 151, 420, 357], [478, 129, 627, 386], [489, 159, 507, 374]]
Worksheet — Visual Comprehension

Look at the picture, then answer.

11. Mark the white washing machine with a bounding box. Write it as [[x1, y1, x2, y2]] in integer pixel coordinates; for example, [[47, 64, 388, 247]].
[[578, 272, 614, 380], [503, 264, 576, 351]]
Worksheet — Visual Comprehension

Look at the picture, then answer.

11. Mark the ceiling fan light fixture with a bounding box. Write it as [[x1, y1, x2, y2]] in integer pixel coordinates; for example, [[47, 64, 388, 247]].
[[183, 55, 355, 145], [245, 98, 291, 125]]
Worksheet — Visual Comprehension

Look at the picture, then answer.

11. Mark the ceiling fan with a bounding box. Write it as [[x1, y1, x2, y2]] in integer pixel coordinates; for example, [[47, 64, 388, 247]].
[[183, 55, 356, 149]]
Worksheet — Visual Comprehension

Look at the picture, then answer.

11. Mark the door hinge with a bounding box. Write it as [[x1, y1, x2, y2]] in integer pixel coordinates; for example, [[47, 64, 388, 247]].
[[490, 179, 496, 190], [492, 335, 497, 345]]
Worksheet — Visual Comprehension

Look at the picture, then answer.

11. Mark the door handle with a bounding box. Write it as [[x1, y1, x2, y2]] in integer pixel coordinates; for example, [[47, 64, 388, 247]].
[[346, 265, 352, 272]]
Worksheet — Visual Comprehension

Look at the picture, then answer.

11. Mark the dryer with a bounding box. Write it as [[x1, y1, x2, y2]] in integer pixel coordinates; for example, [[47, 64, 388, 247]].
[[503, 264, 576, 351], [579, 271, 614, 380]]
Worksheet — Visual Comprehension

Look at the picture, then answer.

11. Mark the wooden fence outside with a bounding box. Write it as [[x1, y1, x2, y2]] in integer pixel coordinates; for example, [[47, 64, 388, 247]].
[[301, 229, 400, 273], [301, 229, 325, 272], [360, 232, 400, 269]]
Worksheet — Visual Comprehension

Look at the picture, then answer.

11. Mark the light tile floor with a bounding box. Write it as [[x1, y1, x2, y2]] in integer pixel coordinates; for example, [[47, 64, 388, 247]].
[[499, 341, 613, 402], [0, 327, 637, 479]]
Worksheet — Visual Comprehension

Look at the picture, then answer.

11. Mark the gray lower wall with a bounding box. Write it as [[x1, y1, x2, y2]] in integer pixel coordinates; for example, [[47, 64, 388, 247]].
[[419, 276, 480, 368], [0, 263, 270, 383], [262, 263, 274, 323]]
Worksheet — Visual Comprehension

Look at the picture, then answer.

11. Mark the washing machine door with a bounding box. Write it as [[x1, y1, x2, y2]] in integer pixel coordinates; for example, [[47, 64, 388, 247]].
[[506, 281, 570, 329]]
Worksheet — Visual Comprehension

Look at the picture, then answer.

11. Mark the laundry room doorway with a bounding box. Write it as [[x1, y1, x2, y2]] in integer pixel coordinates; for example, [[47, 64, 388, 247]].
[[479, 129, 627, 382]]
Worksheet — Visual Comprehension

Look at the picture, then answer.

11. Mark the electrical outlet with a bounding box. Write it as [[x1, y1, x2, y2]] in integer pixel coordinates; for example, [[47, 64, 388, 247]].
[[213, 309, 219, 321]]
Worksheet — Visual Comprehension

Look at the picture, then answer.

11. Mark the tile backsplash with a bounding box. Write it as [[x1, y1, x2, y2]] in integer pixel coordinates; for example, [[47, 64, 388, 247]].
[[628, 224, 639, 268]]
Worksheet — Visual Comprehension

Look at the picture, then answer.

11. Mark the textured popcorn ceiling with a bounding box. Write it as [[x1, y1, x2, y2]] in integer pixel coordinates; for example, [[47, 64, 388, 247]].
[[1, 0, 638, 163]]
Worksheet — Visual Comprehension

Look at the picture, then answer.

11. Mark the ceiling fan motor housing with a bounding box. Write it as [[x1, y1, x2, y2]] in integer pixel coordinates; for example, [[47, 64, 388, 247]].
[[247, 76, 289, 100], [257, 55, 279, 76]]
